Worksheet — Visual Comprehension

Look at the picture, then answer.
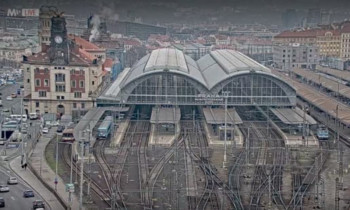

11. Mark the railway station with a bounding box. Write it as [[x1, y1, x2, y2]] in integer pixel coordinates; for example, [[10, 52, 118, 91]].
[[94, 48, 308, 147], [66, 48, 336, 209]]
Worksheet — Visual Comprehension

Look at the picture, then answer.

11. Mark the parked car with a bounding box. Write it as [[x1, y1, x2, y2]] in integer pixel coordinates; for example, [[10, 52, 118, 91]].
[[0, 197, 4, 207], [23, 190, 34, 198], [33, 200, 45, 209], [56, 125, 65, 133], [10, 93, 16, 98], [42, 127, 49, 134], [0, 185, 9, 192], [6, 96, 12, 101], [7, 177, 17, 185]]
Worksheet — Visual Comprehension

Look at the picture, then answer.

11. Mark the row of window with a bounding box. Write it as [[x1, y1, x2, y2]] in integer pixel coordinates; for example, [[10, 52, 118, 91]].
[[35, 102, 86, 109], [35, 79, 85, 89], [38, 91, 82, 98], [35, 67, 86, 74]]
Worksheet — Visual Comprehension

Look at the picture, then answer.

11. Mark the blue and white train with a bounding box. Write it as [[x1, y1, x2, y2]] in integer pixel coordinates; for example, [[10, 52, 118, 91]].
[[97, 116, 113, 139], [316, 125, 329, 140]]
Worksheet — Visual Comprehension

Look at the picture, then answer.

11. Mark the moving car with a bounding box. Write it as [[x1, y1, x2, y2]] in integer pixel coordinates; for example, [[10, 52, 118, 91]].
[[6, 96, 12, 101], [33, 200, 45, 209], [7, 177, 18, 185], [42, 127, 49, 134], [23, 190, 34, 198], [0, 185, 9, 192], [0, 197, 4, 207]]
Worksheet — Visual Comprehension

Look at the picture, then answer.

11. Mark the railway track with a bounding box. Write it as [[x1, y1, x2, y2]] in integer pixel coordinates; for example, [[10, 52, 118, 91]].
[[248, 121, 286, 210], [61, 143, 112, 207], [93, 138, 127, 209], [137, 121, 151, 205], [184, 120, 244, 210], [145, 134, 185, 209]]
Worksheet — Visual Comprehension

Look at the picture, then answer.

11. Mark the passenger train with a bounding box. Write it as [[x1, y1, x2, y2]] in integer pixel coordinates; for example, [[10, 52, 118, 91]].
[[316, 125, 329, 140], [97, 116, 113, 139]]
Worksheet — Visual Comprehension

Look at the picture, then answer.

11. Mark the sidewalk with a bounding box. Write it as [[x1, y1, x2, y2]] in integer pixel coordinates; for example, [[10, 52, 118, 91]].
[[10, 129, 81, 210]]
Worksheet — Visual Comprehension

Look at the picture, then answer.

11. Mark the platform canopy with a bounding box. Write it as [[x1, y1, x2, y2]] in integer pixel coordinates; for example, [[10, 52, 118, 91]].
[[203, 107, 243, 125], [150, 107, 181, 124], [270, 107, 317, 125]]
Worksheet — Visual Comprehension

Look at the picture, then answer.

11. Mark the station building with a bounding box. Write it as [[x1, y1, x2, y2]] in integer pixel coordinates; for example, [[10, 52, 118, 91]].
[[96, 48, 317, 146]]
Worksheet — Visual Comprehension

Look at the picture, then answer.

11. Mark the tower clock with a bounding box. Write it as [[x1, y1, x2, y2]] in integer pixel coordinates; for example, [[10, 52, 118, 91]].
[[49, 15, 69, 65]]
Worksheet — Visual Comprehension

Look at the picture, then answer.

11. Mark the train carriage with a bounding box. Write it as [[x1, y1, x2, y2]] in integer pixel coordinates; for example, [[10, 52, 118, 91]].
[[97, 116, 113, 139]]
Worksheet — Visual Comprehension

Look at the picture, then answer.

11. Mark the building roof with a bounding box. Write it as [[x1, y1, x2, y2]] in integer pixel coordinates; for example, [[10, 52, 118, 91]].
[[275, 29, 341, 39], [150, 107, 181, 124], [69, 35, 102, 50], [120, 48, 208, 89], [270, 107, 317, 125], [197, 49, 271, 89], [202, 107, 243, 125], [316, 65, 350, 82], [100, 49, 293, 101], [293, 68, 350, 100], [273, 69, 350, 126]]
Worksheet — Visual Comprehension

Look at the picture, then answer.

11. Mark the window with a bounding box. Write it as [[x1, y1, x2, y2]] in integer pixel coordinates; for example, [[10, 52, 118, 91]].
[[35, 79, 40, 87], [70, 69, 74, 74], [35, 102, 39, 108], [74, 92, 82, 98], [57, 96, 60, 100], [71, 80, 76, 88], [92, 81, 95, 85], [81, 103, 85, 109], [27, 79, 30, 83], [80, 70, 84, 75], [73, 103, 77, 109], [44, 79, 49, 87], [55, 73, 65, 82], [79, 81, 84, 88], [35, 68, 39, 73], [61, 96, 65, 100], [39, 91, 46, 97], [55, 85, 66, 92]]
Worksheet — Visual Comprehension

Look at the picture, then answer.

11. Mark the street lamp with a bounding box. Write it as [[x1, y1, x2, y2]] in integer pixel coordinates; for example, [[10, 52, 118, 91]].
[[222, 91, 230, 168]]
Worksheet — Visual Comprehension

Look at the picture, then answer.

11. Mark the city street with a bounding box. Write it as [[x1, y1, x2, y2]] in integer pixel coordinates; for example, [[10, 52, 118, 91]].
[[0, 165, 45, 210], [0, 83, 46, 209]]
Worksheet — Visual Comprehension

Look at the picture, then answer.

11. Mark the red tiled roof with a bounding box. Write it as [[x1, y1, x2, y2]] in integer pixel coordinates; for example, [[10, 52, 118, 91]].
[[103, 58, 114, 68], [275, 29, 341, 38], [69, 35, 102, 50]]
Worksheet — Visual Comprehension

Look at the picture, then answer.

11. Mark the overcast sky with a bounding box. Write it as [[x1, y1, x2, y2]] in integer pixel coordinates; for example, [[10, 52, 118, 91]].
[[2, 0, 350, 25]]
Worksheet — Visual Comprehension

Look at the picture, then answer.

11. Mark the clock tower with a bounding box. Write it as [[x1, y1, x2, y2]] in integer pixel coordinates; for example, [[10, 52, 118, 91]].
[[48, 14, 69, 65]]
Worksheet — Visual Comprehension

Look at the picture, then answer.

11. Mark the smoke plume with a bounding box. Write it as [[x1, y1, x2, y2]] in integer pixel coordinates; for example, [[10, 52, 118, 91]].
[[89, 15, 101, 42]]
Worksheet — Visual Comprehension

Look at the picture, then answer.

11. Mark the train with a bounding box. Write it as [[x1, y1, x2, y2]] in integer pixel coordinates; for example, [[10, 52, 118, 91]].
[[62, 128, 75, 142], [316, 125, 329, 140], [97, 116, 113, 139]]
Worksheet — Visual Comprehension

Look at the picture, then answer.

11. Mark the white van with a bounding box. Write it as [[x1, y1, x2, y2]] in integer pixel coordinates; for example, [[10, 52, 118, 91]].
[[29, 113, 38, 120], [10, 115, 22, 122]]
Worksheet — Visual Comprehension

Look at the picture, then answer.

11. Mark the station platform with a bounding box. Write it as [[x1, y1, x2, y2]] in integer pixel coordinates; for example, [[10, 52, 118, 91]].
[[148, 122, 181, 146], [203, 120, 244, 147], [284, 134, 319, 147], [110, 119, 130, 147], [74, 107, 130, 161]]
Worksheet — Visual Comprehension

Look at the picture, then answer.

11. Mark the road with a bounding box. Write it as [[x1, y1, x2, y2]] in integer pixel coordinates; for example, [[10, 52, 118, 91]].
[[0, 166, 45, 210], [0, 83, 47, 209], [0, 83, 21, 115]]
